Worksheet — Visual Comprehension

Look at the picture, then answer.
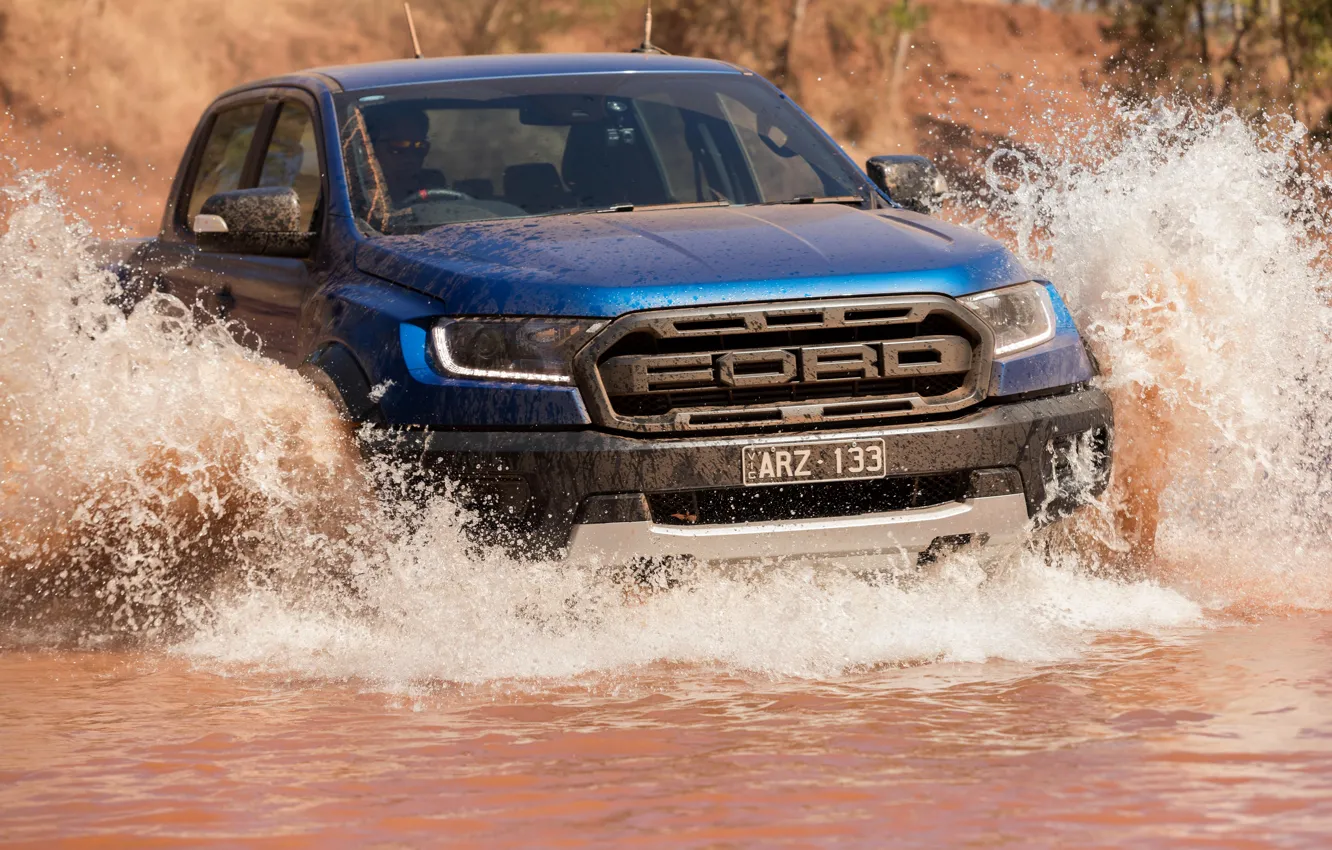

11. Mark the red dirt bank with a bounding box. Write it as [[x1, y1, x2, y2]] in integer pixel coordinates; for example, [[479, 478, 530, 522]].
[[0, 0, 1110, 235]]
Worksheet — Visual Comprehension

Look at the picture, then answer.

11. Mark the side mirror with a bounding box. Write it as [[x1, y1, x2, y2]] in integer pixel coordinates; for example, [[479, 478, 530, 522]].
[[193, 187, 313, 258], [865, 155, 947, 215]]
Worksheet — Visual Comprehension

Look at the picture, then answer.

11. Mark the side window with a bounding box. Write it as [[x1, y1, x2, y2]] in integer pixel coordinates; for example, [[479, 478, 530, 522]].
[[186, 103, 266, 224], [258, 102, 323, 231]]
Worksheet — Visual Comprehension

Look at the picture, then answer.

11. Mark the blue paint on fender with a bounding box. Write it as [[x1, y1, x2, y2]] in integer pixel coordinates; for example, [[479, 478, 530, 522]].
[[988, 284, 1095, 397], [398, 323, 438, 384], [392, 322, 590, 427]]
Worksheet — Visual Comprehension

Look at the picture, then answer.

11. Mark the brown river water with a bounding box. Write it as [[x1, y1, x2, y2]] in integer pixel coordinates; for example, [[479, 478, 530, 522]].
[[4, 614, 1332, 847], [5, 107, 1332, 846]]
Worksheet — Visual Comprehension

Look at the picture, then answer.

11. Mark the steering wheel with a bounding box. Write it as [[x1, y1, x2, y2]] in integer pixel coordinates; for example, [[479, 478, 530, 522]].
[[402, 187, 473, 205]]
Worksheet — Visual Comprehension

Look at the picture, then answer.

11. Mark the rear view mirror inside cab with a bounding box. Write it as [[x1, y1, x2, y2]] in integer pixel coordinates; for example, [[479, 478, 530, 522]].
[[519, 95, 610, 126]]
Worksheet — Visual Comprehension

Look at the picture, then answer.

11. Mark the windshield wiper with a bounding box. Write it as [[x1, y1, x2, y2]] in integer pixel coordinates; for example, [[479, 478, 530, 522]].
[[597, 199, 732, 214], [764, 195, 866, 206], [533, 199, 731, 218]]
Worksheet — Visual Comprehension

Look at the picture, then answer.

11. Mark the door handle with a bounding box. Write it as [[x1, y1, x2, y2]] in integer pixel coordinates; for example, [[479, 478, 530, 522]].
[[214, 289, 237, 316]]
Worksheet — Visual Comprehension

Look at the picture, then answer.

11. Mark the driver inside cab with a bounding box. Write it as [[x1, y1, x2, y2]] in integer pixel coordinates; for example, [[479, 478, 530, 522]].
[[364, 107, 450, 204]]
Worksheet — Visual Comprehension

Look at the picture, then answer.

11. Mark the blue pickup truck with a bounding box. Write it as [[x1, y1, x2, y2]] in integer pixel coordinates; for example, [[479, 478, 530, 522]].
[[122, 52, 1110, 569]]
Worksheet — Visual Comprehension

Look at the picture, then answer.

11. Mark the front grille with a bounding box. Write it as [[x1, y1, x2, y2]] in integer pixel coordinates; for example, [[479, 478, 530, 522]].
[[575, 296, 991, 434], [648, 472, 972, 526], [610, 375, 966, 417]]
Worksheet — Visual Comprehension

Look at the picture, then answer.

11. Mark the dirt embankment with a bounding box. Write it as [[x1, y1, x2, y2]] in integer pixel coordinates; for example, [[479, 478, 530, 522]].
[[0, 0, 1112, 235]]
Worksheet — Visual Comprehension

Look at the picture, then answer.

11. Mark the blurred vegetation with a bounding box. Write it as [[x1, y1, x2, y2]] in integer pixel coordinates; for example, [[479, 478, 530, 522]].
[[426, 0, 1330, 136], [422, 0, 568, 55], [5, 0, 1331, 230], [415, 1, 1330, 123], [1098, 0, 1332, 133]]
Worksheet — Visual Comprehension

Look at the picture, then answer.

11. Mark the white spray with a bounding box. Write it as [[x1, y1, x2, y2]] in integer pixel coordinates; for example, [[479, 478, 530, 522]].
[[981, 103, 1332, 606], [3, 102, 1328, 686]]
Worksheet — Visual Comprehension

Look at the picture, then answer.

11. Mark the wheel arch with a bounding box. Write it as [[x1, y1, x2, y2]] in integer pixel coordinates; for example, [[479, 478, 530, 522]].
[[300, 341, 379, 422]]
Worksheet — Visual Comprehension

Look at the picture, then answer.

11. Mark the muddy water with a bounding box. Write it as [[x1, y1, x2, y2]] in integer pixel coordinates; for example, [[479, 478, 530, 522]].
[[6, 616, 1332, 846], [4, 106, 1332, 845]]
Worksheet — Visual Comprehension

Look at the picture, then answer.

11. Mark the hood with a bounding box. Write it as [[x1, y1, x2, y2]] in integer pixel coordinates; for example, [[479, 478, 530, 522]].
[[354, 204, 1031, 317]]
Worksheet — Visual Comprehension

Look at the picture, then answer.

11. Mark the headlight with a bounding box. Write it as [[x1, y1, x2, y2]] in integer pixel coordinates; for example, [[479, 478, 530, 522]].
[[959, 282, 1057, 357], [430, 317, 604, 384]]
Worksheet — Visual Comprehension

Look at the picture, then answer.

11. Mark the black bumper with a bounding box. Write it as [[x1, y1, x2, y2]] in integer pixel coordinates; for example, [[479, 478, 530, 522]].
[[368, 387, 1112, 557]]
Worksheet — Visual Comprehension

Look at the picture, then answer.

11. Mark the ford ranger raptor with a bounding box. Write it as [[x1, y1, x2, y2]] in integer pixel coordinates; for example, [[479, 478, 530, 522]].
[[118, 53, 1111, 570]]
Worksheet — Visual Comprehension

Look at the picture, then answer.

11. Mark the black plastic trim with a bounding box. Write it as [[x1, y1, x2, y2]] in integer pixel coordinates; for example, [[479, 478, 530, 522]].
[[364, 386, 1113, 557]]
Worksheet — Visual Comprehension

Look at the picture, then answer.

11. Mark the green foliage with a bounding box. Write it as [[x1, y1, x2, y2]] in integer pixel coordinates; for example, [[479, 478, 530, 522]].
[[1104, 0, 1202, 98], [885, 0, 929, 35], [1103, 0, 1332, 127], [1288, 0, 1332, 81]]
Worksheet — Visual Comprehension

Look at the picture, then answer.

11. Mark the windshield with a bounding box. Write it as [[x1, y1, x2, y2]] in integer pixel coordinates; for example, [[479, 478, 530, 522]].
[[335, 72, 870, 235]]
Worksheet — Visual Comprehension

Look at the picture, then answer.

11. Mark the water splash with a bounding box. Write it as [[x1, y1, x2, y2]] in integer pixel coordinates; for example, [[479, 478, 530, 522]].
[[6, 101, 1331, 686], [0, 174, 370, 641], [980, 102, 1332, 607]]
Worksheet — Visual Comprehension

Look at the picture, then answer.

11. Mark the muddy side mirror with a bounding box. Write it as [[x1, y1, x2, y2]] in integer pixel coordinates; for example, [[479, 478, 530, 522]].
[[194, 187, 313, 258], [866, 155, 947, 215]]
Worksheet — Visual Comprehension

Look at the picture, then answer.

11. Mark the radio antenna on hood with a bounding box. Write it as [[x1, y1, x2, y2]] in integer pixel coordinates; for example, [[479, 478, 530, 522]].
[[630, 1, 669, 54], [404, 2, 424, 59]]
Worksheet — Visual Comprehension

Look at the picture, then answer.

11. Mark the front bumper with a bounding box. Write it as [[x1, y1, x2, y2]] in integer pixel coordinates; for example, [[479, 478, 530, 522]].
[[370, 386, 1112, 563], [567, 493, 1032, 569]]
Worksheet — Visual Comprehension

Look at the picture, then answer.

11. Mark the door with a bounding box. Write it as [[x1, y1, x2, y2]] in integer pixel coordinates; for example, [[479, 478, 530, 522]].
[[165, 96, 324, 368], [216, 99, 324, 366], [150, 99, 268, 313]]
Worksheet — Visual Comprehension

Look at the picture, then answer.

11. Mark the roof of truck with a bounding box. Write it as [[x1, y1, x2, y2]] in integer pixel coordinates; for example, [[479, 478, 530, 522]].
[[305, 53, 745, 92]]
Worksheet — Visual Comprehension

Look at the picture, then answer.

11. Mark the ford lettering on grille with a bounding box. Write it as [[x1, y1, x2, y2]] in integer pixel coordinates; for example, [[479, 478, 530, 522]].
[[574, 296, 994, 434], [600, 338, 973, 395]]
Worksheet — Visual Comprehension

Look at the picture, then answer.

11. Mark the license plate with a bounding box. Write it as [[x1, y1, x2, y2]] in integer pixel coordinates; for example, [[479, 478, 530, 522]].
[[742, 438, 888, 487]]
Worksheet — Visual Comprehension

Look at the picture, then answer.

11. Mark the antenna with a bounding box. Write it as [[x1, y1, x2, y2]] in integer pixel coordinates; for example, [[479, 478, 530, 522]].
[[630, 1, 669, 54], [403, 2, 423, 59]]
